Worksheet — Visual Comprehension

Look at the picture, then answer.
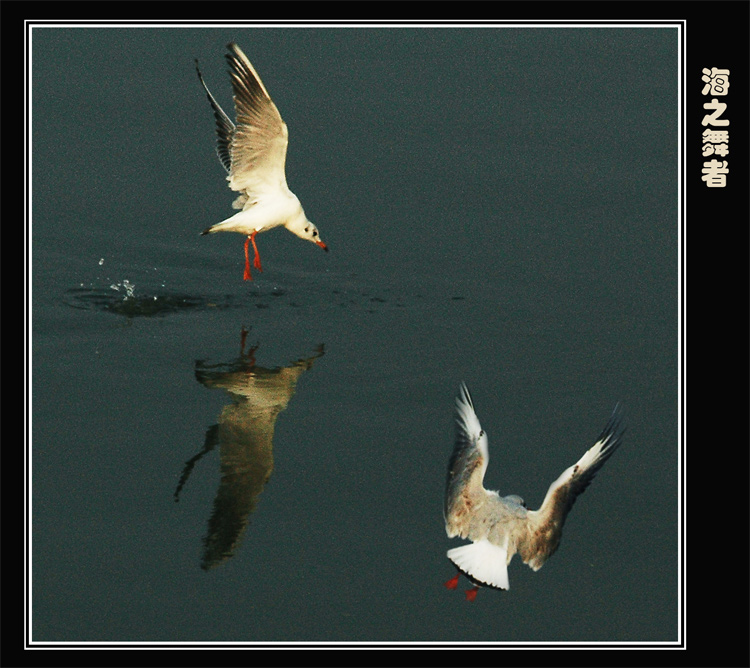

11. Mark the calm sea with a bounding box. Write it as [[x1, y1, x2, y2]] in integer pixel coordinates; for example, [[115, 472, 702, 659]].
[[30, 25, 678, 643]]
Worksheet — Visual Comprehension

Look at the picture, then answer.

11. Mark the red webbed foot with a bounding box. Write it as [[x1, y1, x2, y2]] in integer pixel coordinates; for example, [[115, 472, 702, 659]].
[[465, 586, 479, 602]]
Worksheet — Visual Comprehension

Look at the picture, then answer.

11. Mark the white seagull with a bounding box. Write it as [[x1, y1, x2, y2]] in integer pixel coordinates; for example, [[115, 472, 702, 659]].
[[444, 383, 625, 600], [196, 43, 328, 281]]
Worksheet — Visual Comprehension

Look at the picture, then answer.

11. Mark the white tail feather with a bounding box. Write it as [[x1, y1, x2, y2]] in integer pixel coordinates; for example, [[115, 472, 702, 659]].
[[447, 538, 510, 590]]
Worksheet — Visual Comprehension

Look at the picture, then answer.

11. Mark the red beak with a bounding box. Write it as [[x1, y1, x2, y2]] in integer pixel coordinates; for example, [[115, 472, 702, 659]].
[[316, 240, 329, 252]]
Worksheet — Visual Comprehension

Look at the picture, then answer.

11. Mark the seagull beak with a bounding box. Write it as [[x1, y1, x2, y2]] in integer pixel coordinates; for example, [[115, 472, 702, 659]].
[[316, 240, 329, 252]]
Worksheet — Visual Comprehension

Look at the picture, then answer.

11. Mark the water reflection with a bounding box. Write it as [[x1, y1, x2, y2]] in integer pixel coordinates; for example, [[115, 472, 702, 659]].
[[175, 331, 324, 570]]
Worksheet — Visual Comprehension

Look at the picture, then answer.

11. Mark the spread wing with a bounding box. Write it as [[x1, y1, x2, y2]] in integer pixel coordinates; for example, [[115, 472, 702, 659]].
[[224, 42, 289, 198], [195, 59, 235, 173], [527, 404, 626, 535], [444, 383, 491, 538]]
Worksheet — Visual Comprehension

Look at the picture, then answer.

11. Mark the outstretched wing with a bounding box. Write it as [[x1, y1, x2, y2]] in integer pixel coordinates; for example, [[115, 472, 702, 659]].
[[195, 59, 235, 173], [444, 383, 491, 538], [527, 404, 626, 540], [224, 42, 289, 197]]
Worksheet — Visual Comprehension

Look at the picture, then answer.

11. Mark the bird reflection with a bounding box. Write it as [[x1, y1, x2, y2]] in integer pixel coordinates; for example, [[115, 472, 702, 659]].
[[175, 330, 324, 570]]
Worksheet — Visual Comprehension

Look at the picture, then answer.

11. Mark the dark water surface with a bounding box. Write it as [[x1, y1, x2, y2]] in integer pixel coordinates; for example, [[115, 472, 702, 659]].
[[30, 26, 679, 643]]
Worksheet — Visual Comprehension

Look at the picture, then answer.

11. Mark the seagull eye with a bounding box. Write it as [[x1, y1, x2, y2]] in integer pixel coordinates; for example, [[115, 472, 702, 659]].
[[304, 226, 310, 233]]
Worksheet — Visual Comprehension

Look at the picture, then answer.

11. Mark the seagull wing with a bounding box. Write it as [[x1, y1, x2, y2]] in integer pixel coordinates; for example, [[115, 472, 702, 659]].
[[522, 404, 626, 568], [195, 59, 235, 173], [444, 383, 491, 538], [224, 42, 289, 198]]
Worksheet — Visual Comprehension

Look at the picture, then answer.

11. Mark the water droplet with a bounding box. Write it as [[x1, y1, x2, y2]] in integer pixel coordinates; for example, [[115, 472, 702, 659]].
[[121, 280, 136, 298]]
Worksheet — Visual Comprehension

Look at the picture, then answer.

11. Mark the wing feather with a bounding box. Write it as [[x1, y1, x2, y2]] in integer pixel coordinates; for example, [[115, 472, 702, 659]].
[[224, 43, 289, 197], [529, 404, 626, 533], [444, 383, 491, 537], [195, 60, 235, 173]]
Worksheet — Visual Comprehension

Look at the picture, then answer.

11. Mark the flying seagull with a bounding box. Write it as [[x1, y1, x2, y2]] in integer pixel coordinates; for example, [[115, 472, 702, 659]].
[[196, 43, 328, 280], [444, 383, 625, 601]]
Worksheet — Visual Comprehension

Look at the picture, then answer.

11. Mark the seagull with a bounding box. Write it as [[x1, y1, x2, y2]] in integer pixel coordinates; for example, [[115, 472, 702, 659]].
[[196, 43, 328, 281], [444, 383, 625, 601]]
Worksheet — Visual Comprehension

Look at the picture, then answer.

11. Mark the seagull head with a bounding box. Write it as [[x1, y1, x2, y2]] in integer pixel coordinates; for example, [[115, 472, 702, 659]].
[[301, 221, 328, 252], [504, 494, 527, 508]]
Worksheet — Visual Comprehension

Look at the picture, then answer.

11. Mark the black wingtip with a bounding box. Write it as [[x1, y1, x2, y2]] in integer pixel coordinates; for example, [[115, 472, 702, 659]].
[[226, 42, 240, 57], [598, 402, 627, 454], [610, 402, 627, 433]]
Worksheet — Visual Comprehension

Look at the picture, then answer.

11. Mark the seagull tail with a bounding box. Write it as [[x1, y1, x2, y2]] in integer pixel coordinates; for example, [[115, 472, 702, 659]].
[[447, 539, 510, 591], [201, 222, 231, 236], [200, 211, 250, 236]]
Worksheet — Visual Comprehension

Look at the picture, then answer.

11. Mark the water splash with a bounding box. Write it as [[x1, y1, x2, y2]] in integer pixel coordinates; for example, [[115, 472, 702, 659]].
[[64, 283, 244, 318], [109, 279, 136, 299]]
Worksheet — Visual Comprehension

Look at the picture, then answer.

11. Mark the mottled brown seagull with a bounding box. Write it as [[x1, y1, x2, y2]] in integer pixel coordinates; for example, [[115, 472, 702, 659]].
[[444, 383, 625, 600]]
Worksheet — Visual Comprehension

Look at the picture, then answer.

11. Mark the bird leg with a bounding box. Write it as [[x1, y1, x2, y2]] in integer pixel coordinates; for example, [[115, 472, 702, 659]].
[[239, 328, 259, 366], [239, 326, 249, 354], [243, 237, 253, 281], [250, 231, 263, 272], [242, 233, 263, 280], [444, 573, 460, 590]]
